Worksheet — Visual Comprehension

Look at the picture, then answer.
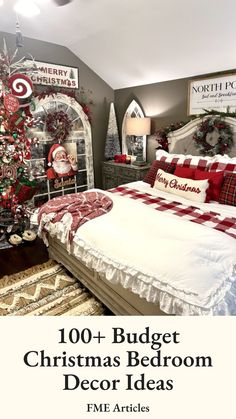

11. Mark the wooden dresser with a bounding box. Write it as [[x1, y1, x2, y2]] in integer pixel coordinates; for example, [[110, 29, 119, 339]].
[[102, 160, 151, 189]]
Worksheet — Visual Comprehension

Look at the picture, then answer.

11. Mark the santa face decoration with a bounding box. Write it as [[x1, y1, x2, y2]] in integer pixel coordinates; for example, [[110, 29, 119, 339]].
[[46, 143, 78, 180]]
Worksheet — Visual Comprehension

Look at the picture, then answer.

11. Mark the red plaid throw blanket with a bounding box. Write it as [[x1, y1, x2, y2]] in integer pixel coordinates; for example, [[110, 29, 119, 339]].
[[109, 186, 236, 240], [38, 191, 113, 241]]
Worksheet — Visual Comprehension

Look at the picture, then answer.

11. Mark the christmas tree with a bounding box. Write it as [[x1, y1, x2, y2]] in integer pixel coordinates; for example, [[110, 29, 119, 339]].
[[0, 41, 38, 236], [104, 102, 121, 160]]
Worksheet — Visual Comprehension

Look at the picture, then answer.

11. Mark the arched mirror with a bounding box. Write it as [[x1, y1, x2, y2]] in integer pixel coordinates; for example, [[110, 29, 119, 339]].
[[122, 99, 148, 162], [30, 93, 94, 206]]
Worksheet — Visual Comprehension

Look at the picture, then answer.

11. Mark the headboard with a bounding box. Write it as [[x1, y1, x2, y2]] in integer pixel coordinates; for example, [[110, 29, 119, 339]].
[[167, 116, 236, 157]]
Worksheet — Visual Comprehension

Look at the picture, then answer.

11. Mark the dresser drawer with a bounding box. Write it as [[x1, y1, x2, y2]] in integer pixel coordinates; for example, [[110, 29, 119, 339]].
[[117, 176, 136, 185], [103, 176, 118, 189], [116, 167, 136, 179], [102, 164, 116, 175], [102, 161, 151, 190]]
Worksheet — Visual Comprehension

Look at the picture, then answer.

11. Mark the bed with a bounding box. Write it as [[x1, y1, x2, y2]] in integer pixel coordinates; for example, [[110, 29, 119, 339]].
[[38, 116, 236, 316]]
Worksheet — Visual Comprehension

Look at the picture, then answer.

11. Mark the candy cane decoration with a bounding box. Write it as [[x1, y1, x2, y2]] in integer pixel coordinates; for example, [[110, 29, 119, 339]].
[[8, 74, 33, 100]]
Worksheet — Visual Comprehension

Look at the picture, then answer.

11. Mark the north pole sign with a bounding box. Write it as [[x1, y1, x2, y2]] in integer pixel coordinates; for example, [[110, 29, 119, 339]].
[[26, 60, 79, 89], [188, 73, 236, 115]]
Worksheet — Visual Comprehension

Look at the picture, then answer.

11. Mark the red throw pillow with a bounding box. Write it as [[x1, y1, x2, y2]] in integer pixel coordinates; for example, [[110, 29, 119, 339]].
[[143, 160, 176, 187], [219, 173, 236, 206], [174, 166, 196, 179], [194, 170, 224, 202]]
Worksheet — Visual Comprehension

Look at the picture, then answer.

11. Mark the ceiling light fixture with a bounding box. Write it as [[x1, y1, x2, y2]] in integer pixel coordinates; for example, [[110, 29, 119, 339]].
[[13, 0, 40, 18], [53, 0, 73, 6]]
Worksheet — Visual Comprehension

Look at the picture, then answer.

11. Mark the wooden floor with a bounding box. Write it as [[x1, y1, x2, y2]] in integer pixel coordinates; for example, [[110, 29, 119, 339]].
[[0, 238, 49, 278]]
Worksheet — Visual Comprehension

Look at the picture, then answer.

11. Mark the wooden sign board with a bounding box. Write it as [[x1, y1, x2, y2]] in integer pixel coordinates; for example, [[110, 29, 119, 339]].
[[25, 60, 79, 89], [188, 74, 236, 115]]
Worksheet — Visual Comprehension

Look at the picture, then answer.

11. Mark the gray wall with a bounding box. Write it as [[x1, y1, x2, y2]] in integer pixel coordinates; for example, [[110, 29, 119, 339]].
[[0, 32, 114, 187], [114, 77, 194, 162], [114, 72, 235, 162]]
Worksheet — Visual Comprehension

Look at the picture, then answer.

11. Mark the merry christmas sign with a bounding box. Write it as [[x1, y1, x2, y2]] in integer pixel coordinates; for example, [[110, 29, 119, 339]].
[[26, 60, 79, 89]]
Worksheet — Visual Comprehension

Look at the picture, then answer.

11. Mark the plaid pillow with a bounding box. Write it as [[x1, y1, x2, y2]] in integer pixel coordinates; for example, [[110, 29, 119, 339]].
[[160, 155, 209, 171], [155, 149, 212, 171], [219, 173, 236, 206], [143, 160, 176, 186]]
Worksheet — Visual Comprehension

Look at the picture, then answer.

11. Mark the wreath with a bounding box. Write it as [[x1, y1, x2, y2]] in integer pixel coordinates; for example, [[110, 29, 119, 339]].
[[45, 110, 73, 143], [193, 117, 233, 156]]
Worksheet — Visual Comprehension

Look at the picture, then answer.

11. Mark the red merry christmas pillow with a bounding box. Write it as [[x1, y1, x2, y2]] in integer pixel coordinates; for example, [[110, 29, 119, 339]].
[[194, 170, 224, 202]]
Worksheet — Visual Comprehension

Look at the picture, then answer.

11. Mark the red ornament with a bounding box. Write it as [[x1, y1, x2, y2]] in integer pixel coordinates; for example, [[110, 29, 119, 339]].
[[8, 74, 33, 101], [2, 164, 17, 179], [4, 94, 20, 113], [114, 154, 127, 163], [24, 151, 31, 160]]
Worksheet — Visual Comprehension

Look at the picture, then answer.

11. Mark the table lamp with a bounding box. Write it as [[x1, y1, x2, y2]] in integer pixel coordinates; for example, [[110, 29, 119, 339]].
[[126, 117, 151, 165]]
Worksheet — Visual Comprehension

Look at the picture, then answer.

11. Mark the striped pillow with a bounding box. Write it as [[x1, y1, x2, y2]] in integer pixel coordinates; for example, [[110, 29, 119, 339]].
[[219, 173, 236, 206]]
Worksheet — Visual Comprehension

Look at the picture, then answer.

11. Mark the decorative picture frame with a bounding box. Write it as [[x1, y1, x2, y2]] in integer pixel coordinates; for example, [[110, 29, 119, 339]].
[[188, 73, 236, 115]]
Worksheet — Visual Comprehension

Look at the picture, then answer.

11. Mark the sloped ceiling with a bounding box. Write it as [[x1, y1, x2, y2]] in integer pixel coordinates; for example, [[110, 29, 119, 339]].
[[0, 0, 236, 89]]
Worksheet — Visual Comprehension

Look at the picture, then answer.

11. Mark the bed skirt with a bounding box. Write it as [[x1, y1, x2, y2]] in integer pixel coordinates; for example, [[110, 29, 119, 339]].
[[48, 236, 168, 316]]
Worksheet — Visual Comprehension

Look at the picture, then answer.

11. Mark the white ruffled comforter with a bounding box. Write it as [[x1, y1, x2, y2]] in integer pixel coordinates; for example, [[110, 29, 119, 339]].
[[39, 182, 236, 315]]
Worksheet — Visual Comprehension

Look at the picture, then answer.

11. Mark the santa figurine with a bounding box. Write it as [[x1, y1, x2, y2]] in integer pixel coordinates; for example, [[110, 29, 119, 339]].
[[46, 143, 78, 180]]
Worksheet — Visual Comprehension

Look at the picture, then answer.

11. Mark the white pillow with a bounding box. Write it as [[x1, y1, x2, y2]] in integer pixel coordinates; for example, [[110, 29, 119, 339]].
[[153, 169, 209, 203]]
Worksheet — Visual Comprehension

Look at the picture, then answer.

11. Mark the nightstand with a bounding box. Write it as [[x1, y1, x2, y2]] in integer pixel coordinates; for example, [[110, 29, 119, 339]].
[[102, 161, 151, 189]]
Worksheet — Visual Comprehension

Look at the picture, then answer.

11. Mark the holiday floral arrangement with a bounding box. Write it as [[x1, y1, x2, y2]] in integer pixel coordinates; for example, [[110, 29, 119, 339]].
[[36, 85, 93, 123], [154, 121, 188, 151]]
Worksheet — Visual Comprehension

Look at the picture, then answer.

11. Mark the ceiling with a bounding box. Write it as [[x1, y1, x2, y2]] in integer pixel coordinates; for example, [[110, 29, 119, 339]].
[[1, 0, 236, 90]]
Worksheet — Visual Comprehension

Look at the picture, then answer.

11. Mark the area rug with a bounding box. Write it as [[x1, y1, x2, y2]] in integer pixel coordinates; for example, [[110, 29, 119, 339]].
[[0, 260, 105, 316]]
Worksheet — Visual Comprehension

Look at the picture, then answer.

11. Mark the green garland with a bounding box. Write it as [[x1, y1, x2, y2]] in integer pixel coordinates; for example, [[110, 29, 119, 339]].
[[202, 107, 236, 118]]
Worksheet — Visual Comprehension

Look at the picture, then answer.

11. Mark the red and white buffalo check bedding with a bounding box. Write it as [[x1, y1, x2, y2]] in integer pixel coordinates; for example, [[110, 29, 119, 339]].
[[109, 186, 236, 240], [38, 182, 236, 315]]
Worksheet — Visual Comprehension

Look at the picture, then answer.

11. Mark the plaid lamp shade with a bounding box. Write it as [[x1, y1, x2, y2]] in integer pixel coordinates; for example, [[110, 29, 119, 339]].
[[219, 173, 236, 206]]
